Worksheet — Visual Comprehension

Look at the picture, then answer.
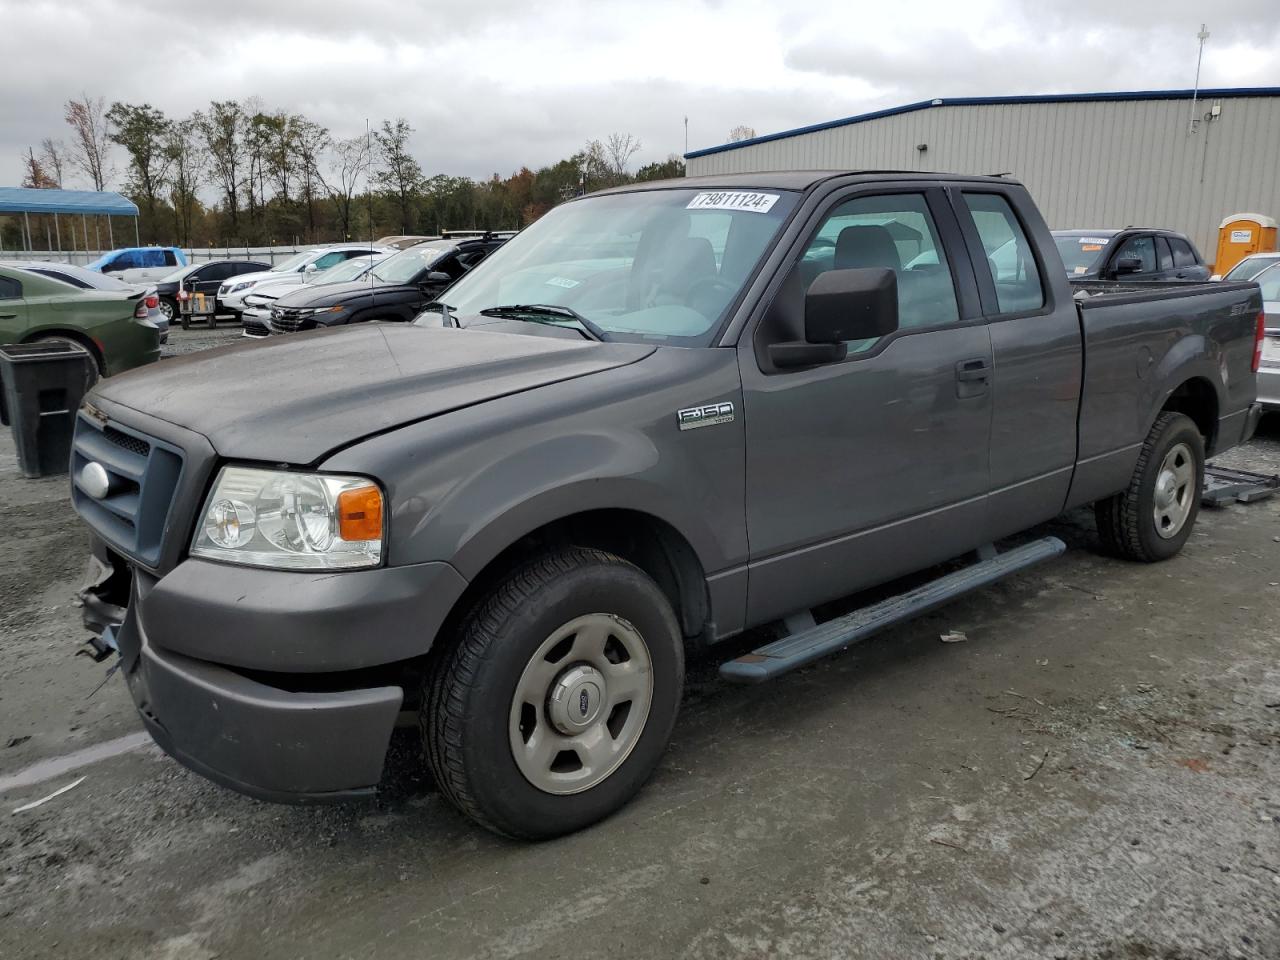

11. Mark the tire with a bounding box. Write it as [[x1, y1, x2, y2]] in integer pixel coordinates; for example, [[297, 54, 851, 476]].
[[158, 298, 177, 322], [422, 547, 684, 839], [32, 335, 102, 386], [1095, 411, 1204, 562]]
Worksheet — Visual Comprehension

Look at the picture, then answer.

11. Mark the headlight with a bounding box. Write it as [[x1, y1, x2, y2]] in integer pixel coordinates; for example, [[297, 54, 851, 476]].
[[191, 466, 384, 570], [230, 280, 257, 294]]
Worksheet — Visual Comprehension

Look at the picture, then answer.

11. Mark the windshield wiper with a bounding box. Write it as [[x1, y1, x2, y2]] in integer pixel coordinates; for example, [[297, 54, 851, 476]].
[[420, 300, 456, 326], [478, 303, 609, 342]]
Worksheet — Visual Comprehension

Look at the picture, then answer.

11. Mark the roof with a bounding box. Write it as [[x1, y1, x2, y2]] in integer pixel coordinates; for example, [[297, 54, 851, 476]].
[[1219, 212, 1278, 228], [685, 86, 1280, 160], [0, 187, 139, 217], [594, 170, 1020, 196]]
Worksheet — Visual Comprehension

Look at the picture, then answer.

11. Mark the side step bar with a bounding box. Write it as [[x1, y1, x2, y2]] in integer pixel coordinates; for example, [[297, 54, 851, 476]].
[[719, 536, 1066, 684]]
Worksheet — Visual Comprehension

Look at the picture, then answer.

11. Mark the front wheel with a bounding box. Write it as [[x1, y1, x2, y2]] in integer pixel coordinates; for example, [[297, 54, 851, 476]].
[[158, 297, 177, 322], [1095, 411, 1204, 562], [422, 547, 684, 839]]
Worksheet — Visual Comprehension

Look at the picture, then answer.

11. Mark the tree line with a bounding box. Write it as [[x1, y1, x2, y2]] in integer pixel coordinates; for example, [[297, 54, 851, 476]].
[[8, 94, 687, 251]]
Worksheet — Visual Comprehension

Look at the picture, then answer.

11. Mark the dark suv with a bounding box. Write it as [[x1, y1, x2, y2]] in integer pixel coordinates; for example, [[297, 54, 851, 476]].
[[1053, 228, 1210, 281], [266, 237, 506, 335]]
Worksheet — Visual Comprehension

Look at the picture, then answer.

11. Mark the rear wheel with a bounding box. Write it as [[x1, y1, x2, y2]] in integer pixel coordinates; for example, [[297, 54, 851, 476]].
[[31, 335, 101, 386], [422, 547, 683, 839], [1095, 411, 1204, 562], [157, 297, 177, 322]]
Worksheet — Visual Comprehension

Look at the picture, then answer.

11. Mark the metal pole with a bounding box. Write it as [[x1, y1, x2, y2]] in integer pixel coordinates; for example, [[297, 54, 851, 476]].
[[108, 215, 114, 249], [1189, 24, 1210, 134], [54, 212, 60, 253], [23, 211, 30, 252], [133, 216, 139, 246], [94, 217, 100, 252]]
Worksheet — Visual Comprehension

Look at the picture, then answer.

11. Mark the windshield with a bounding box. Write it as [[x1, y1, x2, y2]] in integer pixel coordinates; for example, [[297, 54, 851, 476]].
[[1054, 235, 1111, 274], [270, 251, 315, 273], [1224, 256, 1280, 281], [369, 243, 455, 284], [420, 188, 800, 345], [1256, 263, 1280, 302], [317, 255, 383, 285]]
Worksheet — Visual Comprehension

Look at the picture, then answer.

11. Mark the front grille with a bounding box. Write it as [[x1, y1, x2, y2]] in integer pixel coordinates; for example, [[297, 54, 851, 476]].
[[104, 425, 150, 457], [268, 308, 311, 334], [71, 414, 184, 568]]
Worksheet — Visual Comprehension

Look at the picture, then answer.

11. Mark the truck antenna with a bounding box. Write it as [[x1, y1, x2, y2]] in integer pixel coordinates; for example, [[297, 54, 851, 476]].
[[1188, 24, 1210, 135]]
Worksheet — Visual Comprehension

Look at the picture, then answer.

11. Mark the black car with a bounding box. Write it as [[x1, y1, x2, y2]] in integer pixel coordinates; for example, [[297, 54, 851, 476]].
[[153, 260, 270, 322], [266, 238, 505, 334], [1052, 228, 1210, 282]]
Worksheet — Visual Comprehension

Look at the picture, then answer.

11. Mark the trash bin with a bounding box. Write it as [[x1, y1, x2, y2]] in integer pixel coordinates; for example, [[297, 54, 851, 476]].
[[0, 341, 97, 479]]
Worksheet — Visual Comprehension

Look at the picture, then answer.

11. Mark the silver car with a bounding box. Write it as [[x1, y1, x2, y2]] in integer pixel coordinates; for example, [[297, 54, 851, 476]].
[[1255, 262, 1280, 411]]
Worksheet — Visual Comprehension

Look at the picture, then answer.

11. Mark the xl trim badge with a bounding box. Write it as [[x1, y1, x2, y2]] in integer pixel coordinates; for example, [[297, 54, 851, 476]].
[[677, 402, 735, 431]]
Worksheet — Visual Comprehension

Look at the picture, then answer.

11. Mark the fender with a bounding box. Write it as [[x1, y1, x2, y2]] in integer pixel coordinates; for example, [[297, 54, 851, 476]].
[[1144, 335, 1222, 432]]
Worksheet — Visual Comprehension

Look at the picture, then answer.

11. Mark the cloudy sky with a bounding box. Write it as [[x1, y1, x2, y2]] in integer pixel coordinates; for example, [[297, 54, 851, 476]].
[[1, 0, 1278, 190]]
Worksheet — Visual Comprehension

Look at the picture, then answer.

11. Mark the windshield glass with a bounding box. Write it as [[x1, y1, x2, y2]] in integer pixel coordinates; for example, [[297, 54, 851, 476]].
[[1054, 234, 1111, 274], [421, 188, 800, 344], [317, 255, 383, 284], [270, 251, 315, 273], [369, 243, 454, 284], [1256, 263, 1280, 302], [1224, 256, 1279, 281]]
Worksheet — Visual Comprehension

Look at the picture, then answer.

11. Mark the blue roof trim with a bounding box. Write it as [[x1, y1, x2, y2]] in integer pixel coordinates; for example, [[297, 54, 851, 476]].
[[685, 86, 1280, 160], [0, 187, 139, 217]]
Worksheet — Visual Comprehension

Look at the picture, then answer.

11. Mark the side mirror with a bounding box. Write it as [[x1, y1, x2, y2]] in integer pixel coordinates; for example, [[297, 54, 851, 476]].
[[425, 271, 452, 284], [1113, 257, 1143, 276], [303, 263, 318, 274], [770, 268, 898, 368]]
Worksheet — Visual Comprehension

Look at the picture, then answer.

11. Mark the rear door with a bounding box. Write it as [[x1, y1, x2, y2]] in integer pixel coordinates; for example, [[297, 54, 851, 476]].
[[739, 184, 993, 624], [951, 187, 1082, 540], [190, 262, 233, 298], [1169, 237, 1210, 280], [0, 273, 29, 342]]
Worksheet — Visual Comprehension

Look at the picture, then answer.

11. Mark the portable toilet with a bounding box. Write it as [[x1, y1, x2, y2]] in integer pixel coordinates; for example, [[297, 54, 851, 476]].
[[1215, 213, 1277, 276]]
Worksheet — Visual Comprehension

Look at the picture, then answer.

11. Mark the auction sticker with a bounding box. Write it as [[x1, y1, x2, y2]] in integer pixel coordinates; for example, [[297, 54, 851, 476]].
[[687, 191, 779, 213]]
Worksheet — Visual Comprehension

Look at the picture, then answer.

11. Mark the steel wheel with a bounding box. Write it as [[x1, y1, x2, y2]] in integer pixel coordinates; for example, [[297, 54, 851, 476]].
[[1152, 441, 1195, 539], [508, 612, 653, 795], [158, 298, 176, 321]]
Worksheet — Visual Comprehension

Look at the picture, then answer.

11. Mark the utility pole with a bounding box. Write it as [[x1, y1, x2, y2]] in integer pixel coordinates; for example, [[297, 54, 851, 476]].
[[1189, 24, 1210, 134], [684, 116, 689, 155]]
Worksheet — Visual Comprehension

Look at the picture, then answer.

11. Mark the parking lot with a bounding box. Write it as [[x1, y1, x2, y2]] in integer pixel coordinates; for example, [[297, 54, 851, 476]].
[[0, 326, 1274, 959]]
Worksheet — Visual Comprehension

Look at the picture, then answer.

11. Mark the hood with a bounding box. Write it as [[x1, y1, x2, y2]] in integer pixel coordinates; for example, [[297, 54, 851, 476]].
[[220, 269, 286, 291], [91, 324, 655, 463], [274, 280, 398, 309], [247, 281, 307, 303]]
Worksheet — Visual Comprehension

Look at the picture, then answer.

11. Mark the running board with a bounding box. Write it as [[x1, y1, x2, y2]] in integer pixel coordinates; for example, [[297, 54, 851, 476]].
[[719, 536, 1066, 684]]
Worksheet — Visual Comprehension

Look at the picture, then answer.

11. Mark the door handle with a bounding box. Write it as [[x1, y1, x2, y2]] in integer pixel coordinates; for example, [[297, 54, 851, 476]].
[[0, 312, 17, 320], [955, 358, 990, 382]]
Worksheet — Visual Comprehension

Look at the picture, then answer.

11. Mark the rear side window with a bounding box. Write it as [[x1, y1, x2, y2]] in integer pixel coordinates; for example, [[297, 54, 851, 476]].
[[962, 193, 1045, 314], [1156, 238, 1174, 271], [163, 250, 179, 266], [0, 276, 20, 299], [30, 268, 90, 288], [1170, 238, 1198, 267], [799, 192, 960, 344]]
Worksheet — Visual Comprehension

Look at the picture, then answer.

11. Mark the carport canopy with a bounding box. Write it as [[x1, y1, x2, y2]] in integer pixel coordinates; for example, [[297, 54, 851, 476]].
[[0, 186, 139, 251]]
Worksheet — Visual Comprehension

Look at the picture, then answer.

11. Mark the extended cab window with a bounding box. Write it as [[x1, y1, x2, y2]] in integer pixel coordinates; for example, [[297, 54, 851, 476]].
[[799, 193, 960, 343], [963, 193, 1045, 314], [0, 276, 20, 299]]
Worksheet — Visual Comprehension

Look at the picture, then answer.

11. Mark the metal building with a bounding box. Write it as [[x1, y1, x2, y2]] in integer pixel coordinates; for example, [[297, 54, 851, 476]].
[[684, 88, 1280, 264]]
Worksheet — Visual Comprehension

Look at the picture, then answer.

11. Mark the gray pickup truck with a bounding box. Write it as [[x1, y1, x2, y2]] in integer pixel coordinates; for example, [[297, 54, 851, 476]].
[[72, 171, 1265, 839]]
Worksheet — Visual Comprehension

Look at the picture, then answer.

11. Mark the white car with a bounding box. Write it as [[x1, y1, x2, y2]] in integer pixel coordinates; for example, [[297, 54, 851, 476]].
[[216, 244, 391, 316], [240, 253, 393, 338]]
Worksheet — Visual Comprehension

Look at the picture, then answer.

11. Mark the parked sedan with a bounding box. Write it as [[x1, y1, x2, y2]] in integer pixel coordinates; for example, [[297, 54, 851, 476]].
[[0, 260, 168, 343], [0, 265, 160, 377], [265, 237, 505, 334], [1254, 262, 1280, 412], [1053, 228, 1210, 281], [152, 259, 269, 323], [1215, 252, 1280, 282], [216, 244, 391, 317], [240, 253, 392, 338]]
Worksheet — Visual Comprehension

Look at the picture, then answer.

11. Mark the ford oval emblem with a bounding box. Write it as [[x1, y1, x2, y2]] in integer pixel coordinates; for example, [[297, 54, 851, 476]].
[[579, 690, 590, 717], [79, 461, 111, 500]]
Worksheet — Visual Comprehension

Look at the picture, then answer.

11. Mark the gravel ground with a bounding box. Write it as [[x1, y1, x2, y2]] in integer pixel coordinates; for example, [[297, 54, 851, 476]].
[[0, 327, 1276, 959]]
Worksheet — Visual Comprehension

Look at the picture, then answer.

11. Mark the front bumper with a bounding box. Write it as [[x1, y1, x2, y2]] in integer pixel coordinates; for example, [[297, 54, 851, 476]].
[[240, 309, 270, 338], [80, 545, 468, 803]]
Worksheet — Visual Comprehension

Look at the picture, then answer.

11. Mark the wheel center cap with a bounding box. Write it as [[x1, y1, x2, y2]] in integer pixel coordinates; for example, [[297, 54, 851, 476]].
[[1155, 472, 1177, 508], [548, 664, 606, 734]]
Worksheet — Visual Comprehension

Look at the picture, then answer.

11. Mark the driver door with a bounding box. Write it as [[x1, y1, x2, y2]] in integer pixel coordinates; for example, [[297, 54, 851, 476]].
[[739, 187, 992, 625]]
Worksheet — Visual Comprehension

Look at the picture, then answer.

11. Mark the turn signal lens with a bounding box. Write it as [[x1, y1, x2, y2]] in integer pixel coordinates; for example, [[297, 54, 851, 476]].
[[337, 484, 383, 542]]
